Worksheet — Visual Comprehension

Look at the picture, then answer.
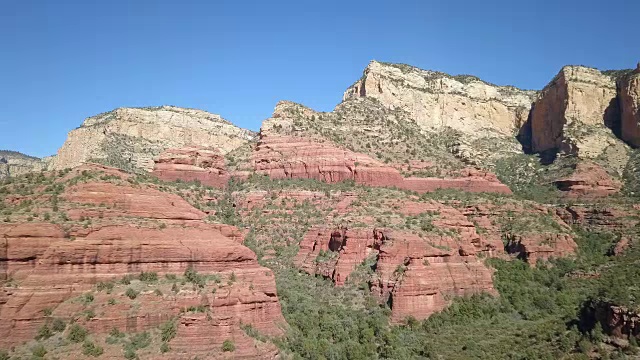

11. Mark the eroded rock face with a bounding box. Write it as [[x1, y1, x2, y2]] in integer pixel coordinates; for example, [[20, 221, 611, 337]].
[[528, 66, 628, 164], [62, 182, 206, 220], [554, 162, 622, 198], [152, 147, 230, 188], [0, 223, 65, 281], [619, 64, 640, 147], [0, 178, 286, 356], [253, 134, 405, 187], [49, 106, 254, 172], [0, 151, 48, 179], [253, 134, 512, 194], [504, 233, 577, 266], [593, 303, 640, 339], [344, 61, 536, 137], [295, 226, 496, 322]]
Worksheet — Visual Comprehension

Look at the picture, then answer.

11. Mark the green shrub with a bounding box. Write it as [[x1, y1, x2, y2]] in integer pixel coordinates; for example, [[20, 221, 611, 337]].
[[97, 281, 114, 293], [123, 348, 137, 360], [52, 318, 66, 332], [82, 293, 94, 304], [67, 324, 88, 343], [128, 331, 151, 350], [120, 274, 134, 285], [221, 339, 235, 352], [138, 271, 158, 283], [0, 349, 9, 360], [82, 340, 104, 357], [35, 324, 52, 340], [160, 320, 177, 342], [160, 342, 170, 353], [125, 288, 139, 299], [31, 344, 47, 358]]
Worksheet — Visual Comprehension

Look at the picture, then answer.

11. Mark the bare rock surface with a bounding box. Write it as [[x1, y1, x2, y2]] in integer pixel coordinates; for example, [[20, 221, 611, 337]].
[[49, 106, 254, 172]]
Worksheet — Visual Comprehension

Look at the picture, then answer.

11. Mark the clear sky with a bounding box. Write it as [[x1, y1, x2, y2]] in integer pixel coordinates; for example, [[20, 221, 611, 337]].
[[1, 0, 638, 157]]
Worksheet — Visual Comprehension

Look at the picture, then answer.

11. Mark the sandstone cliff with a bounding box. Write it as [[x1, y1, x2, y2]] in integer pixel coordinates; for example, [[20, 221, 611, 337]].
[[0, 151, 48, 179], [49, 106, 255, 173], [619, 63, 640, 147], [527, 66, 630, 171], [344, 61, 537, 137]]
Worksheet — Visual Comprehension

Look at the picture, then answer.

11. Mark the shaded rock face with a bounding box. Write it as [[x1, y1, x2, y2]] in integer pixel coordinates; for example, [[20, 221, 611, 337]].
[[556, 205, 640, 235], [619, 65, 640, 147], [344, 61, 536, 137], [0, 151, 48, 179], [528, 66, 628, 164], [152, 147, 231, 188], [0, 175, 286, 357], [295, 226, 497, 322], [49, 106, 254, 172], [504, 233, 577, 266], [253, 133, 512, 194], [553, 162, 622, 198], [589, 302, 640, 339]]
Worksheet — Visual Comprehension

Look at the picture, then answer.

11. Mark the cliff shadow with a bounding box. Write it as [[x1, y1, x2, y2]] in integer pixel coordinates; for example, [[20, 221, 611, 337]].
[[604, 96, 622, 139], [516, 104, 534, 154]]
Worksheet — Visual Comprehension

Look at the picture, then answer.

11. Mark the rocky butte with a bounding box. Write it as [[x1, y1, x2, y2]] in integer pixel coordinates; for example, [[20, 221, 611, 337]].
[[49, 106, 255, 173]]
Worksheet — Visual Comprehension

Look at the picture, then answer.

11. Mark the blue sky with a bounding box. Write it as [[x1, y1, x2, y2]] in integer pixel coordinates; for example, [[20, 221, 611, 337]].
[[1, 0, 638, 157]]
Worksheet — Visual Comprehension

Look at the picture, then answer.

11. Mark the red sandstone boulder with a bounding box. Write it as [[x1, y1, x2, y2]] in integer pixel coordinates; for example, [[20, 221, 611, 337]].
[[152, 147, 231, 188], [554, 162, 621, 198]]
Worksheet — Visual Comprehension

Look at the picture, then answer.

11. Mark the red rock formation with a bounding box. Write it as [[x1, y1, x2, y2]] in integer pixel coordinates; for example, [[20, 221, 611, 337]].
[[152, 147, 231, 188], [0, 180, 286, 356], [253, 135, 405, 187], [0, 223, 65, 281], [554, 162, 621, 197], [63, 182, 206, 220], [612, 237, 631, 256], [557, 205, 639, 232], [400, 175, 511, 194], [295, 226, 496, 322], [504, 233, 577, 265], [253, 134, 512, 194], [594, 303, 640, 339], [620, 64, 640, 147]]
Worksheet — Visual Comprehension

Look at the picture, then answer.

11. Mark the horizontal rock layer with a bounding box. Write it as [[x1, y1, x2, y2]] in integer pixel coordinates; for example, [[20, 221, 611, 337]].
[[253, 135, 511, 194]]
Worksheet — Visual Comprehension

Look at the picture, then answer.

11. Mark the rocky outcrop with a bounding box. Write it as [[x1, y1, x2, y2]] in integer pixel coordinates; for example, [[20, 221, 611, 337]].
[[253, 135, 405, 187], [0, 177, 286, 356], [0, 223, 65, 281], [591, 302, 640, 339], [151, 147, 231, 188], [528, 66, 628, 167], [253, 134, 512, 194], [62, 182, 206, 220], [619, 64, 640, 147], [554, 162, 622, 197], [557, 205, 640, 233], [344, 61, 536, 137], [504, 233, 577, 265], [0, 151, 48, 179], [295, 226, 496, 322], [401, 168, 512, 194], [49, 106, 254, 172]]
